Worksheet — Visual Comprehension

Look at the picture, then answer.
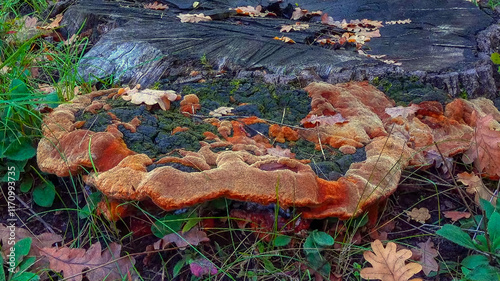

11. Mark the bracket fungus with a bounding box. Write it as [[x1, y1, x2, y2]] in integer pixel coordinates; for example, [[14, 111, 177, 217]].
[[37, 81, 500, 219]]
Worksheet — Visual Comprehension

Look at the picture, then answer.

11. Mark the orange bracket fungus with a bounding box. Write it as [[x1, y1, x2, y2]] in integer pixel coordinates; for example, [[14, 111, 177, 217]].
[[37, 82, 500, 219]]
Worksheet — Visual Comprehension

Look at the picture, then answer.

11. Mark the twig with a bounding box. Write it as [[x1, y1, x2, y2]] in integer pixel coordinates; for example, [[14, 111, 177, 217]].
[[15, 195, 56, 234]]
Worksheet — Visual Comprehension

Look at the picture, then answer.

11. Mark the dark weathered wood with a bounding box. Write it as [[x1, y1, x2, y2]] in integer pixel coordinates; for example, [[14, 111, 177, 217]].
[[63, 0, 499, 98]]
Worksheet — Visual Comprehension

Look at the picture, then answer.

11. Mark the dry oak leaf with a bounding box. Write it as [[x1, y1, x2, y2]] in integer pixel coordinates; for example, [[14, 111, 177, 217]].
[[405, 207, 430, 223], [300, 113, 346, 126], [457, 171, 495, 205], [280, 22, 310, 32], [443, 211, 471, 222], [144, 227, 209, 265], [143, 1, 168, 10], [39, 13, 63, 30], [361, 240, 423, 281], [40, 242, 135, 281], [121, 87, 179, 111], [0, 224, 63, 272], [462, 115, 500, 179], [234, 5, 276, 17], [385, 104, 420, 119], [177, 13, 212, 23], [385, 19, 412, 25], [273, 36, 295, 44], [412, 238, 439, 276]]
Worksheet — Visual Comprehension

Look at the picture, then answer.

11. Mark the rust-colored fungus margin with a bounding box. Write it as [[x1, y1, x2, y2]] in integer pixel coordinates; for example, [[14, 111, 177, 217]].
[[37, 82, 500, 219], [37, 89, 136, 177]]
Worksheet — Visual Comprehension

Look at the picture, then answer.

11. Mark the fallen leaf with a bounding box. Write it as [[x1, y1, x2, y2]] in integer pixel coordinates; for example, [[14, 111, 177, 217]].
[[386, 19, 412, 25], [463, 115, 500, 179], [424, 150, 453, 174], [280, 22, 309, 32], [189, 258, 218, 277], [143, 1, 168, 10], [144, 227, 209, 265], [291, 7, 308, 20], [385, 104, 420, 119], [0, 224, 63, 272], [360, 240, 422, 281], [234, 5, 276, 17], [121, 86, 179, 111], [267, 146, 295, 158], [39, 13, 63, 30], [405, 207, 430, 223], [457, 171, 495, 205], [63, 34, 78, 46], [177, 13, 212, 23], [40, 242, 135, 281], [412, 238, 439, 276], [300, 113, 346, 126], [38, 83, 55, 94], [273, 36, 295, 44], [443, 211, 471, 222], [209, 106, 234, 117]]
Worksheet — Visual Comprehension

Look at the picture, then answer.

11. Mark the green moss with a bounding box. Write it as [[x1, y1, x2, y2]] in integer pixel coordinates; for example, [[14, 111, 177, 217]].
[[371, 77, 450, 105]]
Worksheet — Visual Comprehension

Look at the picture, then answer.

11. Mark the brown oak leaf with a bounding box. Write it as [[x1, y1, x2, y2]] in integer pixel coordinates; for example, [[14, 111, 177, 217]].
[[40, 242, 135, 281], [443, 211, 471, 222], [457, 171, 495, 205], [266, 146, 295, 158], [361, 240, 422, 281], [143, 1, 168, 10], [0, 224, 63, 272], [385, 19, 412, 25], [300, 113, 346, 126], [405, 207, 430, 223], [463, 115, 500, 179], [280, 22, 310, 32], [411, 238, 439, 276], [177, 13, 212, 23], [234, 5, 276, 17], [385, 104, 420, 119], [144, 228, 209, 265], [39, 13, 63, 30], [273, 36, 295, 44]]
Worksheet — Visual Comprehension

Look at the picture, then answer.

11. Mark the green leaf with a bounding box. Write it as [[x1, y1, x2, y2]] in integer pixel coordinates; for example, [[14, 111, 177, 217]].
[[0, 254, 5, 281], [173, 259, 185, 277], [312, 231, 334, 247], [488, 212, 500, 251], [182, 217, 201, 234], [78, 192, 102, 219], [461, 255, 490, 269], [261, 257, 276, 271], [491, 52, 500, 65], [0, 160, 28, 182], [151, 213, 189, 238], [465, 264, 500, 281], [20, 177, 33, 193], [13, 238, 32, 268], [16, 256, 36, 273], [306, 253, 331, 277], [33, 181, 56, 207], [11, 271, 40, 281], [1, 137, 36, 161], [474, 235, 489, 252], [273, 235, 291, 247], [480, 198, 495, 217], [9, 79, 30, 98], [303, 235, 320, 255], [436, 224, 477, 251], [39, 91, 60, 108]]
